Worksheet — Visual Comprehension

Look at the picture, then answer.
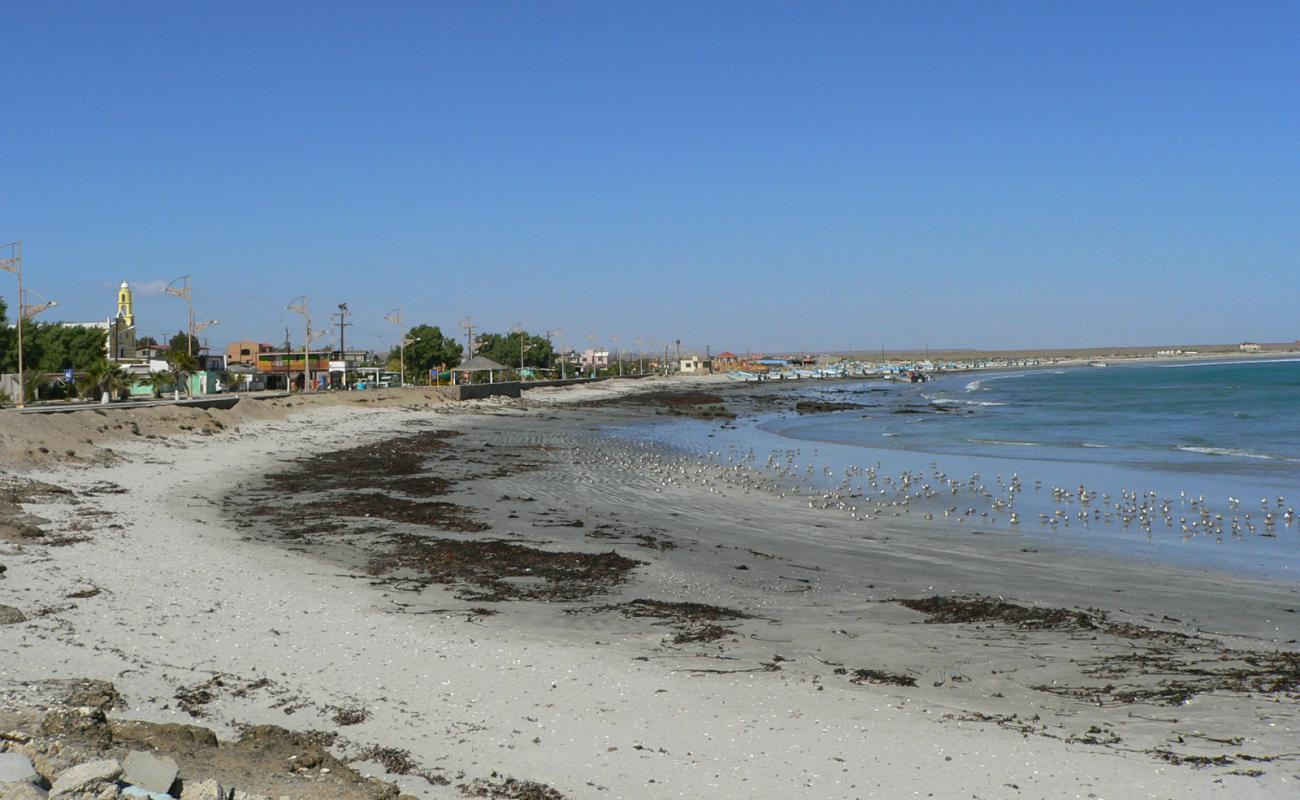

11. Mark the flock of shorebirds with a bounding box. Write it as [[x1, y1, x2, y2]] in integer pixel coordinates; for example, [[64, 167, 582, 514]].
[[592, 441, 1296, 544]]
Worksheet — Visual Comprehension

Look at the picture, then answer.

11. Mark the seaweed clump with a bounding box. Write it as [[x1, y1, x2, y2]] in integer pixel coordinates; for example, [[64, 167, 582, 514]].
[[847, 668, 917, 687], [898, 595, 1098, 631], [369, 535, 643, 602], [460, 775, 567, 799], [570, 598, 751, 644]]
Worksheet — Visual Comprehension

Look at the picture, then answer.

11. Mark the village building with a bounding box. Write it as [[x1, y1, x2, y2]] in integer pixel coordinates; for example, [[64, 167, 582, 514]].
[[226, 340, 275, 366], [713, 351, 740, 368], [679, 355, 713, 374], [256, 350, 333, 391], [579, 349, 609, 369]]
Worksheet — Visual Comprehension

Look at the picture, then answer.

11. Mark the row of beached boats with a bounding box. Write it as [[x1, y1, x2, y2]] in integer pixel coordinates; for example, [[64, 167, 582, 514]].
[[727, 361, 944, 382]]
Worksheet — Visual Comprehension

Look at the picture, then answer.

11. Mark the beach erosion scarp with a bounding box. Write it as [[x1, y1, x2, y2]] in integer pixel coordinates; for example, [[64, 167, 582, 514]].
[[1, 378, 1297, 799]]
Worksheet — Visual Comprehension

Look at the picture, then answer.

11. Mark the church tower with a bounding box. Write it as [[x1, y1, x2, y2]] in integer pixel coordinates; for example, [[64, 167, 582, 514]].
[[116, 281, 135, 326]]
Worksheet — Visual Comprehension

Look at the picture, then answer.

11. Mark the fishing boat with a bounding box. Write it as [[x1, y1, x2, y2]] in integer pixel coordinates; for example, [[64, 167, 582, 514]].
[[1089, 361, 1108, 368]]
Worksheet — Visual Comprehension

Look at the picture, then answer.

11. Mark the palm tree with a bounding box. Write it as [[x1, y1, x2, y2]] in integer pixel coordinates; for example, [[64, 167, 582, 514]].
[[165, 350, 198, 400], [138, 370, 172, 399], [82, 359, 131, 404]]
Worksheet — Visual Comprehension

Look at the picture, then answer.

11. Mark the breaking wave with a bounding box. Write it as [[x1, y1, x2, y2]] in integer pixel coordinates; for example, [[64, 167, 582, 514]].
[[1175, 446, 1298, 462]]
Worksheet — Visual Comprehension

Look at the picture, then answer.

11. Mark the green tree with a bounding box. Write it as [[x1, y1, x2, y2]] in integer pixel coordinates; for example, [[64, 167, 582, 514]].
[[479, 330, 555, 373], [165, 349, 198, 398], [168, 330, 198, 357], [136, 335, 158, 348], [82, 359, 132, 403], [398, 325, 463, 382], [29, 323, 106, 373], [0, 298, 15, 373]]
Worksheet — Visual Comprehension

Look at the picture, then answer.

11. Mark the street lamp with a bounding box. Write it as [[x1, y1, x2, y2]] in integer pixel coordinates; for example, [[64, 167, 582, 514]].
[[402, 337, 416, 384], [546, 327, 563, 380], [384, 308, 405, 387], [164, 275, 195, 356], [193, 313, 219, 355], [286, 296, 315, 391], [1, 243, 57, 409], [0, 242, 24, 408], [21, 288, 59, 321], [18, 288, 58, 406]]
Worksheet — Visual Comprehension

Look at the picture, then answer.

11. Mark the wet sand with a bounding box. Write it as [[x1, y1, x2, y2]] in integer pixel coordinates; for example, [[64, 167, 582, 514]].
[[1, 379, 1297, 798]]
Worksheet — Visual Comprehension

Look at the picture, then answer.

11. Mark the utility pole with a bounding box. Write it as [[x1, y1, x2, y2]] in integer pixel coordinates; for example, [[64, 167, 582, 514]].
[[459, 317, 476, 360], [334, 302, 350, 387]]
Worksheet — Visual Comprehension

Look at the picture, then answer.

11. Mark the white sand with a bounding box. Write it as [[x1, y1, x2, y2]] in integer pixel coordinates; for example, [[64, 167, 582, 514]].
[[1, 387, 1296, 798]]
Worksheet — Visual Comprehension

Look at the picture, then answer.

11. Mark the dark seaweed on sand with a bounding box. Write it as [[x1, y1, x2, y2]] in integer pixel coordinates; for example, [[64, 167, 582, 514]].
[[570, 598, 751, 644], [459, 775, 567, 800], [899, 595, 1300, 706], [264, 429, 461, 493], [368, 534, 643, 602], [847, 668, 917, 687], [898, 595, 1098, 631]]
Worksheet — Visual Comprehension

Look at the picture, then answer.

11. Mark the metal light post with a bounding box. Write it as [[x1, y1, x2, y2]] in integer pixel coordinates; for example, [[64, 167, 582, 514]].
[[164, 275, 195, 356], [384, 308, 405, 387], [287, 296, 313, 391], [193, 313, 219, 339], [402, 337, 415, 384], [546, 327, 563, 380], [16, 287, 58, 405], [21, 291, 57, 318], [1, 242, 25, 408]]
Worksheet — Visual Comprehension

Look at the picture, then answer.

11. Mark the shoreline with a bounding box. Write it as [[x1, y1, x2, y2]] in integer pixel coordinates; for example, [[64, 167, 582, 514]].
[[2, 384, 1297, 797]]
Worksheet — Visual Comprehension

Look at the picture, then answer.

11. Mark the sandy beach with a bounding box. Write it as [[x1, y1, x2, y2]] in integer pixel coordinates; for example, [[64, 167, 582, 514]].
[[2, 378, 1297, 798]]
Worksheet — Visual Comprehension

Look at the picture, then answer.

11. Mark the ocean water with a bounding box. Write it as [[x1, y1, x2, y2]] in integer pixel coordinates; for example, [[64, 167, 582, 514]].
[[611, 359, 1300, 578], [787, 358, 1300, 480]]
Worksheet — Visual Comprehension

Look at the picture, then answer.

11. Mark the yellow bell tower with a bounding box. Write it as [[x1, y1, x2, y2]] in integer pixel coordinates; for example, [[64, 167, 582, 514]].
[[116, 281, 135, 326]]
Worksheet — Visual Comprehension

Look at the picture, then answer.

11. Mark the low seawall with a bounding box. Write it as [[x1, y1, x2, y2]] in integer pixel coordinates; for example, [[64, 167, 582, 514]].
[[433, 376, 610, 401]]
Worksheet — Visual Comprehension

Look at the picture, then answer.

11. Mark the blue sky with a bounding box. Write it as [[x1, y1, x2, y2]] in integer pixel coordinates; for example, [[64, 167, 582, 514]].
[[2, 1, 1297, 354]]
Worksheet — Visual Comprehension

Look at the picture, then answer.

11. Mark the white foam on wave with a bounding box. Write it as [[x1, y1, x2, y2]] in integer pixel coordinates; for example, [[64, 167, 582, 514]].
[[970, 438, 1039, 447], [930, 396, 1004, 407], [1159, 358, 1300, 369], [964, 371, 1034, 393], [1175, 445, 1293, 461], [1081, 442, 1110, 448]]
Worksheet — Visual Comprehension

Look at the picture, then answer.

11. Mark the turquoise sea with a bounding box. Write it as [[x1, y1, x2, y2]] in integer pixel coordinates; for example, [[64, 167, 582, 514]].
[[614, 359, 1300, 578]]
